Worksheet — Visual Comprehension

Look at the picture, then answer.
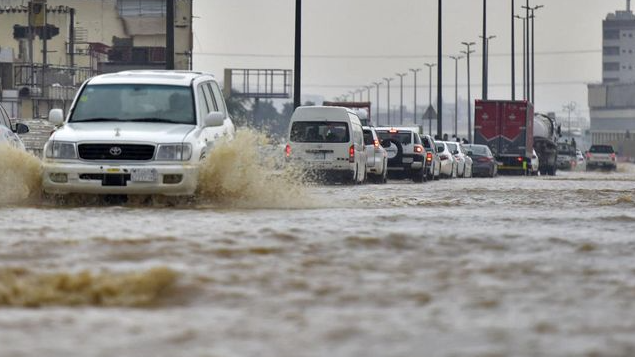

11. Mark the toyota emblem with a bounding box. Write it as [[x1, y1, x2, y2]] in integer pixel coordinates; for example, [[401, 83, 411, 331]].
[[109, 146, 122, 156]]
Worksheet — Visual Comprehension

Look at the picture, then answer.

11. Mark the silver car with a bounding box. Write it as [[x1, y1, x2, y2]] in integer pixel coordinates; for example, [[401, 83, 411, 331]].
[[0, 104, 29, 150], [362, 126, 388, 183]]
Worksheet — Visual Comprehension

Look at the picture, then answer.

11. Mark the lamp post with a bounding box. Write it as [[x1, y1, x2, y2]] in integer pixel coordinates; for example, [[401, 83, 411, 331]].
[[479, 35, 496, 100], [511, 0, 516, 100], [449, 55, 464, 139], [409, 68, 422, 127], [396, 72, 407, 125], [349, 90, 356, 102], [364, 86, 372, 102], [482, 0, 487, 99], [515, 15, 527, 100], [293, 0, 301, 109], [384, 77, 394, 126], [461, 42, 476, 143], [424, 63, 436, 135], [437, 0, 443, 138], [372, 82, 382, 125]]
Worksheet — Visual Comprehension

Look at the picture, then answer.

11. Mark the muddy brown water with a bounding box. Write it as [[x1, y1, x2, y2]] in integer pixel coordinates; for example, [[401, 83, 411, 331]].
[[2, 138, 635, 356]]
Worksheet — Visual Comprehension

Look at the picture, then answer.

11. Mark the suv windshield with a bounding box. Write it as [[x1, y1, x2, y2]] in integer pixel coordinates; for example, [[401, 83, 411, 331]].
[[70, 84, 195, 125], [590, 145, 614, 154], [290, 121, 350, 143], [376, 131, 412, 145]]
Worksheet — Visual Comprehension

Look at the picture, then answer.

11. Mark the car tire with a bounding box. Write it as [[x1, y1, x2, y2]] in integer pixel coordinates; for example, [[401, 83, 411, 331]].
[[385, 139, 404, 166], [412, 168, 425, 183]]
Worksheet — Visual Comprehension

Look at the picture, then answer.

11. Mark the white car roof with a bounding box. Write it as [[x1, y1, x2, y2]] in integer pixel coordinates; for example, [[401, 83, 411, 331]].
[[291, 106, 358, 121], [87, 70, 215, 87], [374, 126, 419, 133]]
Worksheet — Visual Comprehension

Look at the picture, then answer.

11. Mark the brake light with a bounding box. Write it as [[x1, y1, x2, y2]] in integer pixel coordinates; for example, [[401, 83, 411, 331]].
[[586, 152, 591, 159], [373, 139, 380, 148], [517, 157, 523, 162], [389, 128, 398, 133], [610, 153, 616, 161], [426, 152, 432, 162], [414, 144, 424, 154], [285, 144, 291, 157], [477, 157, 492, 163], [349, 145, 355, 163]]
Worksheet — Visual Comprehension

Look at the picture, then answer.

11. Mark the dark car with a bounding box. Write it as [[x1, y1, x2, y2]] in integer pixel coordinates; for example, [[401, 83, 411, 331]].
[[420, 134, 441, 181], [464, 144, 497, 178]]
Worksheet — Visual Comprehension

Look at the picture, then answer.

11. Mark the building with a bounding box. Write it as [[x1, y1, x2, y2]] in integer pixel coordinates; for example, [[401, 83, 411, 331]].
[[0, 0, 192, 119], [588, 0, 635, 147]]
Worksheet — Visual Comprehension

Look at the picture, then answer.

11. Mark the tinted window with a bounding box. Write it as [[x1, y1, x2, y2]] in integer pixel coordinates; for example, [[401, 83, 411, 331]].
[[209, 82, 227, 116], [202, 83, 218, 112], [413, 134, 422, 145], [363, 129, 374, 145], [0, 105, 10, 128], [290, 121, 350, 143], [376, 131, 412, 145], [436, 144, 446, 152], [197, 85, 210, 119], [71, 84, 195, 124], [590, 145, 614, 154]]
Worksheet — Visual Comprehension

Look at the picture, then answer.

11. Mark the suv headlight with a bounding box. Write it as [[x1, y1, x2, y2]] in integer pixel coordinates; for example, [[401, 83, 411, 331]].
[[45, 141, 77, 159], [156, 143, 192, 161]]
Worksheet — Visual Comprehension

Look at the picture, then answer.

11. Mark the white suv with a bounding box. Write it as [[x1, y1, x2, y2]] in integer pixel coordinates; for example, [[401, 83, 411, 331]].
[[42, 70, 235, 196]]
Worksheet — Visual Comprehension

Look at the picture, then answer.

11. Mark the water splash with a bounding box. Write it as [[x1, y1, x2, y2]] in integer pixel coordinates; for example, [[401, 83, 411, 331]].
[[0, 145, 42, 205]]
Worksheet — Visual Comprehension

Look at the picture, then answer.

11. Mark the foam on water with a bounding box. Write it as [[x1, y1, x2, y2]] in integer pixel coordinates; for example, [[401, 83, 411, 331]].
[[0, 267, 177, 307], [0, 145, 42, 205]]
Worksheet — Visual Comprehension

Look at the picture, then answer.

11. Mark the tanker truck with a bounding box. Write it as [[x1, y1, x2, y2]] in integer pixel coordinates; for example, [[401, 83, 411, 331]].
[[533, 113, 560, 176]]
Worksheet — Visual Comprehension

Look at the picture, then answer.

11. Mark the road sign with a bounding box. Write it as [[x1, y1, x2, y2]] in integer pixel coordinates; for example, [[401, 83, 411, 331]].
[[422, 105, 437, 120]]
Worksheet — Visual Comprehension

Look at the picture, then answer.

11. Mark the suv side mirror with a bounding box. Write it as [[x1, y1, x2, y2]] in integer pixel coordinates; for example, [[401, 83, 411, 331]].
[[204, 111, 225, 127], [13, 122, 30, 134], [48, 109, 65, 125]]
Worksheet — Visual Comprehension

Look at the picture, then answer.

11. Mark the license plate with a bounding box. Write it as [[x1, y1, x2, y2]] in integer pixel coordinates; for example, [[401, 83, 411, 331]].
[[131, 168, 158, 182], [402, 157, 414, 164], [312, 152, 326, 160]]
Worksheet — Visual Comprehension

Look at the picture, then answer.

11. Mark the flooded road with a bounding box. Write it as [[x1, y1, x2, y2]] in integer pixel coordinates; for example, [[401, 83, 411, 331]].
[[2, 159, 635, 356]]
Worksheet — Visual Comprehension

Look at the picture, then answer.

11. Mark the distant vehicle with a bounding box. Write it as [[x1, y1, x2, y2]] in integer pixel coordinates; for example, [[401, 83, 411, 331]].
[[464, 144, 498, 178], [287, 106, 367, 184], [529, 149, 540, 176], [557, 142, 577, 171], [0, 103, 29, 150], [586, 144, 617, 171], [420, 134, 441, 181], [446, 141, 472, 178], [435, 141, 458, 178], [575, 149, 586, 171], [533, 113, 560, 175], [474, 100, 534, 175], [42, 70, 235, 196], [322, 101, 373, 126], [375, 127, 426, 182], [362, 126, 388, 183]]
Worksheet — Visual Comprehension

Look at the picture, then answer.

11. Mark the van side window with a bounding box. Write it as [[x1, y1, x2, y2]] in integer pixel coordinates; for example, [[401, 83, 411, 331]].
[[209, 82, 227, 117], [197, 85, 210, 119]]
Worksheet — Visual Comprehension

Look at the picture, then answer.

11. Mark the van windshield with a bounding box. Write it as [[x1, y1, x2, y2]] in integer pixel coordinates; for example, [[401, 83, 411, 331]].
[[70, 84, 195, 125], [290, 121, 350, 143]]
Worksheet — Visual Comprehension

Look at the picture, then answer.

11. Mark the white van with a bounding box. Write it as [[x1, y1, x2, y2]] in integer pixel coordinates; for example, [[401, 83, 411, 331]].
[[286, 106, 367, 183]]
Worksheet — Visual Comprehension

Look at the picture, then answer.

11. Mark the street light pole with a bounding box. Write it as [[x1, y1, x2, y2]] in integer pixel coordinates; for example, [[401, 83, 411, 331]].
[[396, 72, 407, 125], [409, 68, 422, 127], [437, 0, 443, 138], [480, 35, 496, 101], [425, 63, 436, 136], [482, 0, 487, 99], [461, 42, 476, 143], [523, 4, 543, 104], [511, 0, 516, 100], [372, 82, 382, 125], [364, 86, 372, 102], [449, 55, 463, 139], [384, 77, 394, 126], [293, 0, 302, 109], [515, 15, 526, 100]]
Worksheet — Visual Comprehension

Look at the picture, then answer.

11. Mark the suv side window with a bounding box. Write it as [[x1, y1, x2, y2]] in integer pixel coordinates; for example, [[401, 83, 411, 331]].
[[202, 83, 218, 112], [197, 85, 210, 119], [414, 133, 422, 145], [0, 106, 10, 129], [209, 82, 227, 117]]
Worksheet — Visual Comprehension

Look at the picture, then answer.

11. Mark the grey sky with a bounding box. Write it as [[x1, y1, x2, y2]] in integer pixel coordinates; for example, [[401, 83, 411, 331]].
[[192, 0, 626, 118]]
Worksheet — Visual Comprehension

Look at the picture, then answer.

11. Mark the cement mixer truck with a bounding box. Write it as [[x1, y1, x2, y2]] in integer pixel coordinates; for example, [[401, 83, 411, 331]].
[[533, 113, 560, 176]]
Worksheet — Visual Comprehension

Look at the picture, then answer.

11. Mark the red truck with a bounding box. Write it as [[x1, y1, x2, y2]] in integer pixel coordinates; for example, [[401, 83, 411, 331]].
[[474, 100, 534, 174]]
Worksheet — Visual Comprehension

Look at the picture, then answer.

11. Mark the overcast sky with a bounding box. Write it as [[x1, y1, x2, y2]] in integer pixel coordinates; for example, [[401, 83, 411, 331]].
[[192, 0, 627, 118]]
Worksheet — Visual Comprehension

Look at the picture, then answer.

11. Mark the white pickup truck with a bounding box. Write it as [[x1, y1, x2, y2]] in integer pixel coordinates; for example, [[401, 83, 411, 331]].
[[42, 70, 235, 196]]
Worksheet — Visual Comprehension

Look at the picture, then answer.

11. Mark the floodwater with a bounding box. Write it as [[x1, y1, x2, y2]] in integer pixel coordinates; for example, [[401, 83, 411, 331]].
[[2, 138, 635, 357]]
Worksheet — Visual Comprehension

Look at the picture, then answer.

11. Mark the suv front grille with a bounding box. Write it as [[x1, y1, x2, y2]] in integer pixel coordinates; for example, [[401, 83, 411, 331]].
[[78, 144, 155, 161]]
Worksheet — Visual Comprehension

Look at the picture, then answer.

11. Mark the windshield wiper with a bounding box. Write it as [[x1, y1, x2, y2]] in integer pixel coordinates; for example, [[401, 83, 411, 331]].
[[128, 118, 184, 124], [72, 117, 123, 123]]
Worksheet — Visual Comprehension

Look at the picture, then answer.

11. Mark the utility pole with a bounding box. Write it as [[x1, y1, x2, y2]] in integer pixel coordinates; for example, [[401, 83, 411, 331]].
[[480, 35, 496, 101], [349, 90, 356, 102], [461, 42, 476, 143], [372, 82, 381, 125], [449, 55, 463, 138], [396, 72, 407, 125], [523, 4, 543, 104], [563, 102, 576, 140], [425, 63, 436, 136], [409, 68, 422, 127], [515, 15, 527, 100], [525, 0, 530, 102], [511, 0, 516, 100], [482, 0, 487, 99], [364, 86, 372, 102], [166, 0, 175, 69], [384, 77, 394, 126], [293, 0, 302, 109], [437, 0, 443, 138]]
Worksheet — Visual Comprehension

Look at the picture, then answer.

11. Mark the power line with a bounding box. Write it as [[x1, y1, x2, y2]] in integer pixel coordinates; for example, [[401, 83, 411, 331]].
[[303, 80, 597, 89], [193, 49, 601, 59]]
